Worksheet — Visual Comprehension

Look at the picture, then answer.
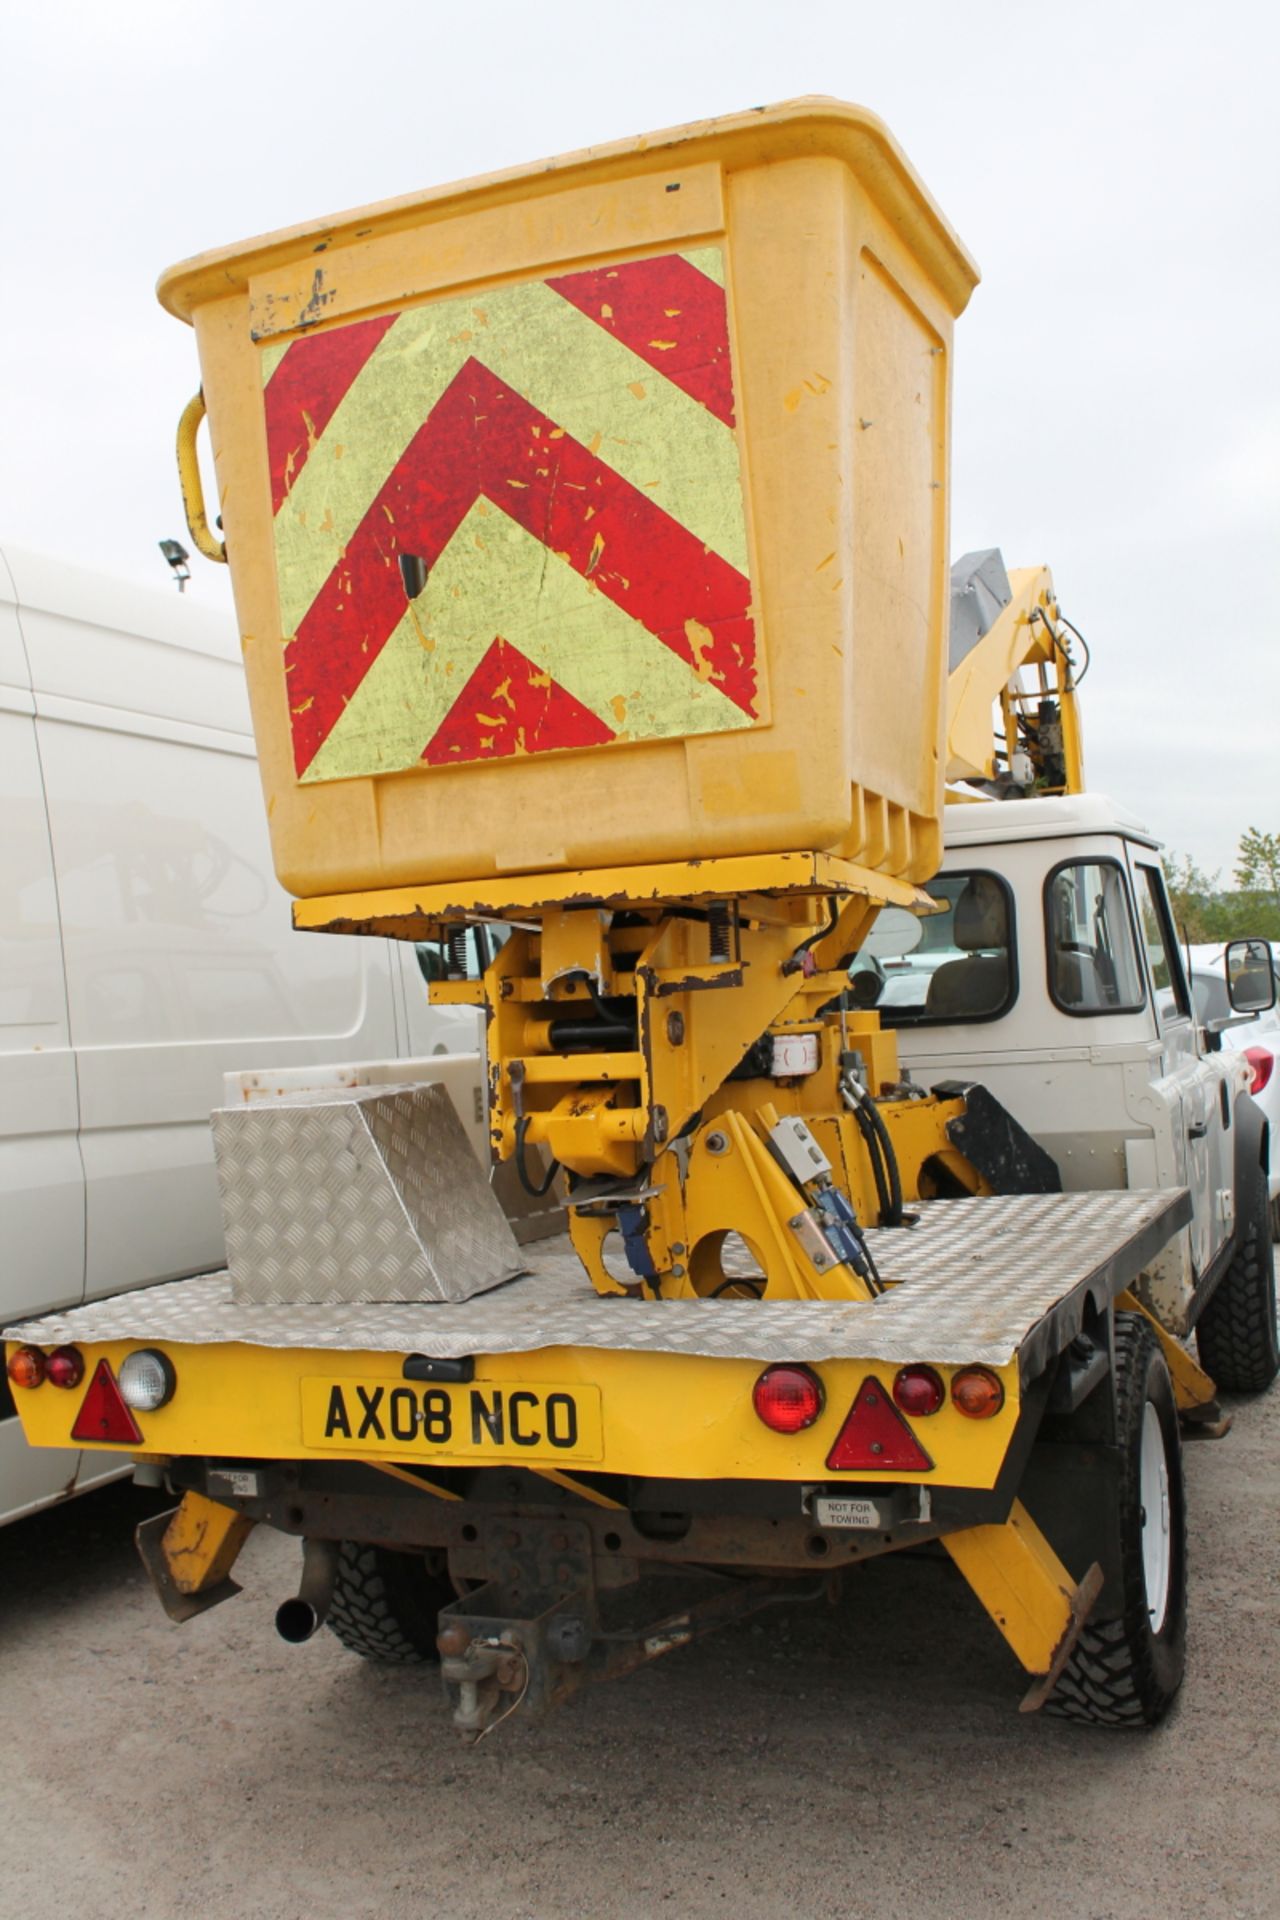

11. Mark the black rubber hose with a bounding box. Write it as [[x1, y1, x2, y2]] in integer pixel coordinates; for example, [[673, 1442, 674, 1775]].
[[844, 1077, 905, 1227], [850, 1097, 894, 1226], [864, 1094, 904, 1226], [514, 1115, 560, 1198]]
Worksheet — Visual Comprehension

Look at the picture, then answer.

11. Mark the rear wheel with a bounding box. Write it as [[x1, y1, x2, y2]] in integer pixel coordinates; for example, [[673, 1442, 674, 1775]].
[[1196, 1157, 1280, 1393], [326, 1542, 453, 1664], [1046, 1314, 1186, 1727]]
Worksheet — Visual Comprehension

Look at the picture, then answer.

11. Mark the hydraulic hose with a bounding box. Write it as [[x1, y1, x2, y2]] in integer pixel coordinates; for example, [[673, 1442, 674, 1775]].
[[849, 1097, 894, 1226], [514, 1115, 560, 1198], [841, 1074, 906, 1227]]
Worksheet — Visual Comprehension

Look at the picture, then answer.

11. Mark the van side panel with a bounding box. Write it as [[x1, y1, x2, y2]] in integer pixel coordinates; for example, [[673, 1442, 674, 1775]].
[[0, 562, 85, 1515], [12, 556, 400, 1306]]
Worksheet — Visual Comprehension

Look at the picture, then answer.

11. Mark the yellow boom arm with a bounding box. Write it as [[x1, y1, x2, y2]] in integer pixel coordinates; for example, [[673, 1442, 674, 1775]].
[[946, 556, 1086, 796]]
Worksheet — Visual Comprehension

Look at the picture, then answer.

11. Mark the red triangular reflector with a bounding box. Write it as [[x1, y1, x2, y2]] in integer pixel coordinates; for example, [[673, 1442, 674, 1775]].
[[825, 1376, 933, 1473], [71, 1359, 144, 1445]]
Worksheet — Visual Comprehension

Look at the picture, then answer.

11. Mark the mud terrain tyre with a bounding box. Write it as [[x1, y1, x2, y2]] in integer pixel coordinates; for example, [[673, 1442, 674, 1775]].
[[1046, 1314, 1186, 1728], [326, 1542, 453, 1664], [1196, 1156, 1280, 1393]]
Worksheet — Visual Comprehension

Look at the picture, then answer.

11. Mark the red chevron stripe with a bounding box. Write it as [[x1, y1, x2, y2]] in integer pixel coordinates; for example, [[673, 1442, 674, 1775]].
[[263, 312, 398, 514], [285, 358, 756, 775], [422, 636, 615, 764], [547, 255, 735, 427]]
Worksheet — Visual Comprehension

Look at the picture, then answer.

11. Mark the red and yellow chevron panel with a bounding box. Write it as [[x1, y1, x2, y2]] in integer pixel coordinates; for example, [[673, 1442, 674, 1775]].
[[260, 247, 759, 782]]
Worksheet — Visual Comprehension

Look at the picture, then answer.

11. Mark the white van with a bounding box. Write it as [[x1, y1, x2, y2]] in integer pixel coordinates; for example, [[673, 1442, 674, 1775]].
[[1, 545, 480, 1524]]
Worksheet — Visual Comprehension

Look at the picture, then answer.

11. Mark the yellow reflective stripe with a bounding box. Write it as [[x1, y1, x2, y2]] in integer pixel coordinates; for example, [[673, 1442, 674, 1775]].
[[271, 268, 746, 638], [305, 504, 749, 782], [681, 244, 725, 287], [260, 336, 291, 383]]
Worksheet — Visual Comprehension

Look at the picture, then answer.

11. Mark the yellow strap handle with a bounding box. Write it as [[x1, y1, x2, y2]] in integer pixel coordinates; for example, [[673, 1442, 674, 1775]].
[[176, 392, 227, 563]]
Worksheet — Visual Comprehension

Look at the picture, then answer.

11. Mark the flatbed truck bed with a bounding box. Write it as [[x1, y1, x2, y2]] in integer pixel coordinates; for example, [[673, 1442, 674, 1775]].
[[7, 1187, 1204, 1732]]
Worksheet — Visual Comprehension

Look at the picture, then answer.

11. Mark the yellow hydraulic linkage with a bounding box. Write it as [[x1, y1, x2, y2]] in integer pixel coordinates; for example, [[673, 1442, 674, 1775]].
[[946, 556, 1087, 797], [298, 853, 978, 1305]]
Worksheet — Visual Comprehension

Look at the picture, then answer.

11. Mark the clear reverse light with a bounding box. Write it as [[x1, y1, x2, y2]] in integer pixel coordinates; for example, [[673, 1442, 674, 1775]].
[[117, 1349, 176, 1412]]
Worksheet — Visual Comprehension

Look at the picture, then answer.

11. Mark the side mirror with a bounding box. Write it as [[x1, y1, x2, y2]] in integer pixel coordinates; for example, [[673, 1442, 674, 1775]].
[[1225, 938, 1277, 1015]]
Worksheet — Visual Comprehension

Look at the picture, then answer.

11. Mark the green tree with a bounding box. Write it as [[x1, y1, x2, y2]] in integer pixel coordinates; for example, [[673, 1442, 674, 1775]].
[[1235, 828, 1280, 895], [1163, 842, 1280, 943], [1164, 853, 1224, 942]]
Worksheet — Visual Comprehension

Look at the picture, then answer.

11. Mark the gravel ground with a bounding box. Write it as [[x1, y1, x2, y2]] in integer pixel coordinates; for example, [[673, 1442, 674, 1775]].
[[3, 1385, 1277, 1920]]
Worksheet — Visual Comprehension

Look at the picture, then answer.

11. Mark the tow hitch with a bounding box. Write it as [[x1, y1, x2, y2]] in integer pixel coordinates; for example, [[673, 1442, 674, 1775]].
[[436, 1516, 794, 1739]]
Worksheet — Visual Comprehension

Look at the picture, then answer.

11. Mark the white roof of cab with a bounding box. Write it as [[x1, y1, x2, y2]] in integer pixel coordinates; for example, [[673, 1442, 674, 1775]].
[[942, 791, 1160, 851]]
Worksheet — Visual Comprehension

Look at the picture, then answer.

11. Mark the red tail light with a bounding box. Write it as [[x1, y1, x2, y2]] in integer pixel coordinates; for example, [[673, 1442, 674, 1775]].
[[753, 1365, 824, 1433], [892, 1366, 945, 1416], [46, 1347, 85, 1390], [825, 1377, 933, 1472], [71, 1360, 144, 1445], [1245, 1046, 1274, 1096]]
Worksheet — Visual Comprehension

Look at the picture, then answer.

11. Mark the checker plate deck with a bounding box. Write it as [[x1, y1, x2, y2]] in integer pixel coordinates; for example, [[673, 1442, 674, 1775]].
[[7, 1190, 1188, 1380]]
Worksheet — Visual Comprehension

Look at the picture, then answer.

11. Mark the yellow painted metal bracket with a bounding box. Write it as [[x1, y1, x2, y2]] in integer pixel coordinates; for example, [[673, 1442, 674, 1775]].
[[943, 1498, 1102, 1707], [135, 1489, 255, 1623], [1116, 1289, 1227, 1426], [175, 392, 227, 564]]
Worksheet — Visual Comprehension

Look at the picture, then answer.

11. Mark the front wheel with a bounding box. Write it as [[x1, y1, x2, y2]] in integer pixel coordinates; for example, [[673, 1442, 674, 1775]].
[[1046, 1314, 1187, 1727], [1196, 1154, 1280, 1393]]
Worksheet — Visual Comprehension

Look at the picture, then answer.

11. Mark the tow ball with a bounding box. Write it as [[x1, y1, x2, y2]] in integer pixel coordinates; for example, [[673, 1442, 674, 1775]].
[[437, 1626, 530, 1740]]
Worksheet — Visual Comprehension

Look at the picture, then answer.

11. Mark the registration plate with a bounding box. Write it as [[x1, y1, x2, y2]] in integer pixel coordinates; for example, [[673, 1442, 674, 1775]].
[[300, 1378, 603, 1464], [812, 1496, 885, 1531]]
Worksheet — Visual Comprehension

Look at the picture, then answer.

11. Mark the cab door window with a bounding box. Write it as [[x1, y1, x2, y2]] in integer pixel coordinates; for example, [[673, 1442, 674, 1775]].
[[1045, 859, 1145, 1014], [415, 922, 510, 985], [849, 870, 1016, 1025], [1134, 863, 1191, 1023]]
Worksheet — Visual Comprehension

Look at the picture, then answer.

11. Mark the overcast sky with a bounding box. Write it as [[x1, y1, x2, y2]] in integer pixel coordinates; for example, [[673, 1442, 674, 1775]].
[[2, 0, 1275, 877]]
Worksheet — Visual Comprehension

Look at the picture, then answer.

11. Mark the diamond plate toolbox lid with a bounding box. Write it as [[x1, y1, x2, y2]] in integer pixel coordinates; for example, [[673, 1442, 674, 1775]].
[[211, 1081, 526, 1306]]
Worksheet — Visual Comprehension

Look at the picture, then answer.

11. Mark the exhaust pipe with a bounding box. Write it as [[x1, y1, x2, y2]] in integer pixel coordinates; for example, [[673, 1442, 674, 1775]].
[[275, 1538, 340, 1644]]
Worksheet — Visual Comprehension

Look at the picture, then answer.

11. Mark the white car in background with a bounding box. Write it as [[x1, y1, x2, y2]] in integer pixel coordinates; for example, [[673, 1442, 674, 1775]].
[[1185, 942, 1280, 1239]]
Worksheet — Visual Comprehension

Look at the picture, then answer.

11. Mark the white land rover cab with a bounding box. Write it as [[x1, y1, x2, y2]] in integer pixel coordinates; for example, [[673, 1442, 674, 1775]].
[[854, 792, 1278, 1390]]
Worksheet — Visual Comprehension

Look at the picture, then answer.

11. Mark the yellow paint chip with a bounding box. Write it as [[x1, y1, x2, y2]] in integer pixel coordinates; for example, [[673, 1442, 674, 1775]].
[[684, 618, 716, 682]]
